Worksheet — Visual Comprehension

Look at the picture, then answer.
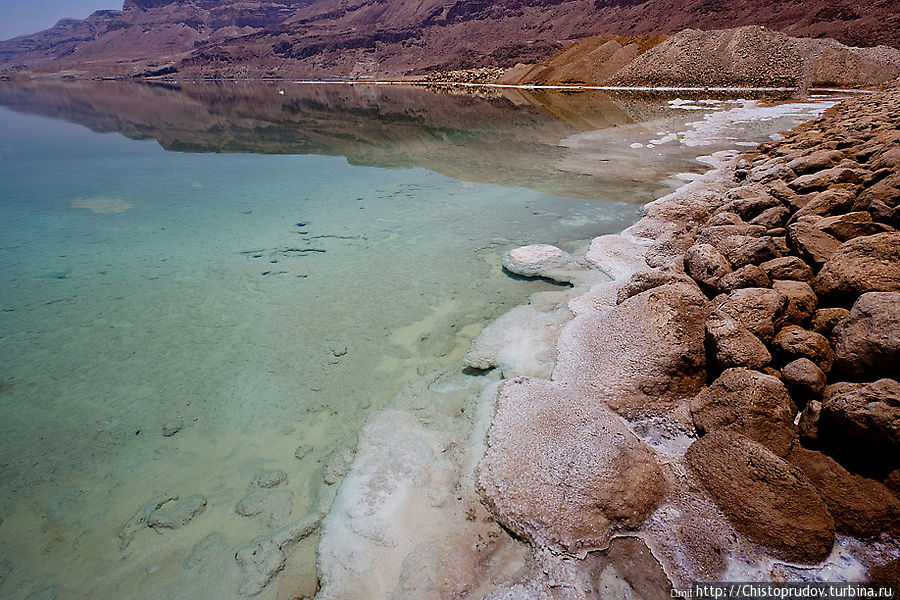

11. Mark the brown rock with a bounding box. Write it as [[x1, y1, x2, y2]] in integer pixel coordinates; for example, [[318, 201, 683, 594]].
[[617, 267, 696, 305], [581, 537, 673, 600], [705, 313, 772, 371], [683, 243, 732, 294], [690, 368, 796, 456], [787, 216, 843, 266], [852, 173, 899, 225], [760, 256, 814, 282], [686, 431, 835, 564], [725, 235, 787, 268], [886, 470, 900, 497], [786, 149, 845, 175], [554, 282, 708, 419], [773, 325, 834, 372], [820, 379, 900, 467], [772, 279, 817, 325], [788, 448, 900, 537], [811, 307, 850, 336], [750, 205, 790, 229], [711, 287, 789, 343], [782, 358, 827, 401], [748, 162, 796, 186], [818, 211, 892, 241], [478, 377, 667, 553], [869, 559, 900, 590], [789, 165, 869, 192], [720, 195, 780, 221], [799, 399, 822, 445], [695, 224, 765, 251], [717, 264, 771, 293], [832, 292, 900, 379], [791, 188, 856, 220], [814, 232, 900, 303]]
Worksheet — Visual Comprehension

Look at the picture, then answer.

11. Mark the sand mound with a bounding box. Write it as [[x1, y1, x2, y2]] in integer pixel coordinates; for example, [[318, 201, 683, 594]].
[[610, 26, 900, 88], [501, 26, 900, 88]]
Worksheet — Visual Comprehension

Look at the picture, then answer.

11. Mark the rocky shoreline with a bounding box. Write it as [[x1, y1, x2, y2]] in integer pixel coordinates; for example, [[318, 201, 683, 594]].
[[315, 85, 899, 598]]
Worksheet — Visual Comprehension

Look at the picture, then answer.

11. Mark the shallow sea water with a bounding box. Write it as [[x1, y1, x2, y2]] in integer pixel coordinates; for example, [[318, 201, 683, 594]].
[[0, 82, 842, 599]]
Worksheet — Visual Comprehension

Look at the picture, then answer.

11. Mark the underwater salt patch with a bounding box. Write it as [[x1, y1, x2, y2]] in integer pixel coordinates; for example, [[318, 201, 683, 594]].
[[72, 197, 133, 214]]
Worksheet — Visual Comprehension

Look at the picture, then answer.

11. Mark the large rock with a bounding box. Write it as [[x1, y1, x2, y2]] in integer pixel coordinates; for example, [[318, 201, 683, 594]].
[[690, 368, 796, 456], [786, 149, 845, 175], [760, 256, 814, 282], [814, 232, 900, 303], [773, 325, 834, 373], [787, 216, 843, 266], [789, 165, 869, 192], [788, 448, 900, 537], [724, 235, 786, 268], [772, 279, 817, 326], [501, 244, 581, 284], [710, 287, 788, 343], [791, 188, 856, 220], [832, 292, 900, 379], [811, 307, 849, 336], [817, 211, 892, 242], [685, 431, 835, 564], [584, 235, 649, 281], [819, 379, 900, 468], [705, 313, 772, 371], [683, 243, 731, 294], [554, 281, 707, 418], [478, 378, 667, 553], [717, 264, 771, 293], [782, 358, 827, 401]]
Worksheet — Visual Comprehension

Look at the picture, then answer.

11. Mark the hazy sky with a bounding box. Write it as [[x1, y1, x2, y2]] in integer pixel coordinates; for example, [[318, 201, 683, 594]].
[[0, 1, 118, 41]]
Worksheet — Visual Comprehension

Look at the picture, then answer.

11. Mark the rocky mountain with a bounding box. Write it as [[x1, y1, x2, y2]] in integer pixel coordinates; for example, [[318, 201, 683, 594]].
[[0, 0, 898, 79]]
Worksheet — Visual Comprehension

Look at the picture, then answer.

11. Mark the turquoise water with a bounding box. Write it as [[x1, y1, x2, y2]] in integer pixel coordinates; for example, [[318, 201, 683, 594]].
[[0, 83, 836, 600]]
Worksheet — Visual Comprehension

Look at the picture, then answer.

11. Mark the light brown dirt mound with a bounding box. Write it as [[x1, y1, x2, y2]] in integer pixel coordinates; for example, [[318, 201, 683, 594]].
[[496, 34, 666, 85], [609, 26, 900, 88]]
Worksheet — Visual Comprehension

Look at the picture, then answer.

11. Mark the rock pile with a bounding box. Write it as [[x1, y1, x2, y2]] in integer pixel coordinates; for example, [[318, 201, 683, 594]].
[[477, 86, 900, 594]]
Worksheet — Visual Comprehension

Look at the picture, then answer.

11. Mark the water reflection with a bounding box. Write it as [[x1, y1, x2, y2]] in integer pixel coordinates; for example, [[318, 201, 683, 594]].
[[0, 80, 791, 201]]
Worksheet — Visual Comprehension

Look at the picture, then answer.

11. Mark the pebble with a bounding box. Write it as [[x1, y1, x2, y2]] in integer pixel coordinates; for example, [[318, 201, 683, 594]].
[[162, 417, 183, 437]]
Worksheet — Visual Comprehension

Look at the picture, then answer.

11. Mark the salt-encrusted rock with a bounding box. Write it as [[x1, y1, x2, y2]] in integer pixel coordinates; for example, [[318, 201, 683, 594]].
[[710, 287, 789, 343], [791, 188, 857, 220], [787, 216, 844, 265], [584, 235, 649, 281], [812, 307, 850, 336], [478, 377, 667, 553], [690, 368, 796, 456], [705, 313, 772, 371], [772, 280, 817, 326], [253, 470, 287, 488], [235, 489, 293, 528], [717, 264, 771, 293], [818, 211, 892, 241], [772, 326, 834, 373], [724, 235, 786, 268], [782, 358, 827, 400], [615, 267, 696, 305], [683, 243, 731, 294], [706, 211, 744, 226], [799, 399, 822, 445], [464, 302, 571, 378], [760, 256, 814, 282], [750, 205, 790, 229], [236, 512, 323, 597], [789, 165, 869, 192], [323, 446, 355, 485], [685, 431, 835, 564], [554, 281, 707, 419], [788, 447, 900, 537], [501, 245, 589, 284], [832, 292, 900, 379], [814, 232, 900, 303], [786, 149, 845, 175], [579, 537, 673, 600], [148, 494, 207, 530]]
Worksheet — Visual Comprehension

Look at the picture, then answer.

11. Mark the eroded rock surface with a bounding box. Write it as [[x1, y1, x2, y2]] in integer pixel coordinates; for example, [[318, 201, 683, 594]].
[[478, 377, 666, 553]]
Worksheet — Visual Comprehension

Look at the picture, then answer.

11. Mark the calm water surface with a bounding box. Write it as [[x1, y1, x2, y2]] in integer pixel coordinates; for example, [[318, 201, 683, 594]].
[[0, 82, 839, 599]]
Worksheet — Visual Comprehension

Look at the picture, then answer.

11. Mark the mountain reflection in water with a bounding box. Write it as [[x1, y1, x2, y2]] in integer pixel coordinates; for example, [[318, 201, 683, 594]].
[[0, 80, 784, 202]]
